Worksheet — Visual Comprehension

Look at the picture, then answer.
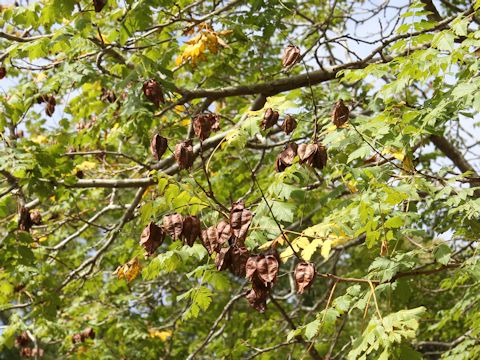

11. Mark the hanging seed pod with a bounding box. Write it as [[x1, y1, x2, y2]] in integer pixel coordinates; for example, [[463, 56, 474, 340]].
[[193, 113, 220, 141], [140, 222, 165, 256], [201, 225, 221, 254], [45, 95, 56, 117], [142, 79, 165, 107], [29, 209, 42, 225], [0, 66, 6, 79], [229, 246, 250, 277], [216, 220, 233, 246], [256, 255, 279, 287], [261, 108, 279, 130], [294, 262, 316, 294], [245, 282, 270, 313], [163, 213, 183, 241], [230, 201, 252, 240], [174, 139, 194, 170], [181, 215, 201, 247], [15, 332, 29, 348], [297, 142, 327, 170], [150, 134, 168, 160], [275, 143, 298, 172], [20, 347, 44, 358], [93, 0, 107, 12], [282, 45, 301, 67], [18, 207, 32, 232], [281, 115, 297, 135], [36, 94, 49, 104], [332, 99, 349, 127], [215, 246, 232, 271], [100, 88, 116, 103]]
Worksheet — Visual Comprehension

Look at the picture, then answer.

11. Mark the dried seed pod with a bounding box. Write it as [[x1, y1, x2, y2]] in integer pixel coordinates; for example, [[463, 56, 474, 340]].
[[36, 94, 49, 104], [100, 88, 116, 103], [201, 225, 221, 254], [229, 246, 250, 277], [163, 213, 184, 241], [18, 207, 32, 232], [81, 327, 95, 340], [297, 142, 327, 170], [143, 79, 164, 107], [216, 220, 233, 246], [193, 113, 220, 141], [245, 255, 259, 282], [294, 262, 316, 294], [140, 222, 165, 256], [93, 0, 107, 12], [256, 255, 279, 287], [174, 140, 194, 170], [0, 66, 6, 79], [275, 142, 298, 172], [246, 282, 270, 313], [281, 115, 297, 135], [150, 134, 168, 160], [261, 108, 279, 130], [29, 209, 42, 225], [332, 99, 349, 127], [215, 246, 232, 271], [181, 215, 201, 247], [230, 201, 252, 240], [15, 332, 29, 348], [72, 333, 83, 344], [282, 45, 301, 67]]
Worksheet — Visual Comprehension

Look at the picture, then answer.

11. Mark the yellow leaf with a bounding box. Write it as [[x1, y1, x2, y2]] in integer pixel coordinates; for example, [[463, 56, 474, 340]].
[[114, 257, 141, 282], [346, 180, 358, 193], [148, 329, 172, 341], [382, 147, 404, 161], [321, 239, 332, 259], [31, 135, 48, 144], [75, 161, 97, 171], [180, 118, 190, 126], [301, 238, 322, 261]]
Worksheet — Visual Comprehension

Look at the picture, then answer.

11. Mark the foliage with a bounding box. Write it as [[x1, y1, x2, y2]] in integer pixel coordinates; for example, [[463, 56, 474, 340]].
[[0, 0, 479, 359]]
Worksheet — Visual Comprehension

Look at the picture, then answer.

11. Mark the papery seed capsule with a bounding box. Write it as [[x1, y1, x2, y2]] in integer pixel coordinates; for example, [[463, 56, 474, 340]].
[[0, 66, 6, 79], [174, 140, 194, 170], [281, 115, 297, 135], [332, 99, 349, 127], [150, 134, 168, 160], [93, 0, 107, 12], [282, 45, 301, 67], [143, 79, 165, 108]]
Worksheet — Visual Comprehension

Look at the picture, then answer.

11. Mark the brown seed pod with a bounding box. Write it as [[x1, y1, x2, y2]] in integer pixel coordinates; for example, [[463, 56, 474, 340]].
[[163, 213, 183, 241], [294, 262, 316, 294], [245, 281, 270, 313], [143, 79, 164, 107], [150, 134, 168, 160], [0, 66, 6, 79], [297, 142, 327, 170], [229, 246, 250, 277], [275, 143, 298, 172], [18, 207, 32, 232], [72, 327, 95, 344], [174, 140, 194, 170], [29, 209, 42, 225], [93, 0, 107, 12], [201, 225, 220, 254], [215, 246, 232, 271], [45, 96, 56, 117], [261, 108, 279, 130], [140, 222, 165, 256], [256, 255, 279, 287], [281, 115, 297, 135], [36, 94, 49, 104], [15, 332, 29, 348], [100, 88, 116, 103], [282, 45, 301, 67], [181, 215, 201, 247], [332, 99, 349, 127], [216, 220, 233, 246], [193, 113, 220, 141], [245, 254, 279, 287], [230, 201, 252, 240]]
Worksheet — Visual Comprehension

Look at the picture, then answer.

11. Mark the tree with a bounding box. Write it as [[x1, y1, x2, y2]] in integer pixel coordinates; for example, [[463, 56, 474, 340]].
[[0, 0, 479, 358]]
